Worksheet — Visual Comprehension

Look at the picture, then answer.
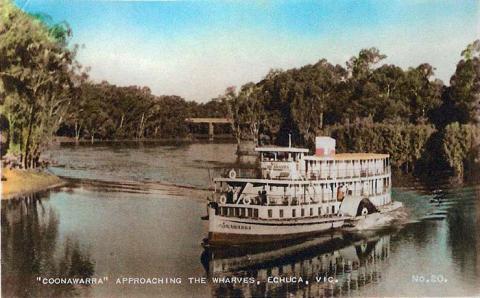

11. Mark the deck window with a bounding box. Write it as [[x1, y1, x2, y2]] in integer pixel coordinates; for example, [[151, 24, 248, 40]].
[[310, 208, 313, 216], [254, 209, 259, 218], [301, 209, 305, 217], [332, 206, 335, 214], [247, 208, 253, 217], [268, 209, 273, 218], [292, 209, 296, 217], [318, 207, 322, 216], [279, 209, 284, 218]]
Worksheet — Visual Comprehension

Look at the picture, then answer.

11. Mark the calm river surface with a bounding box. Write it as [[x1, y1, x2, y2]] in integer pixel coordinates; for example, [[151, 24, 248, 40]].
[[2, 142, 479, 297]]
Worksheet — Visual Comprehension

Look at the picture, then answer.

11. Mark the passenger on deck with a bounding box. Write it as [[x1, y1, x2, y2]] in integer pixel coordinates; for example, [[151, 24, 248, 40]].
[[261, 189, 267, 205]]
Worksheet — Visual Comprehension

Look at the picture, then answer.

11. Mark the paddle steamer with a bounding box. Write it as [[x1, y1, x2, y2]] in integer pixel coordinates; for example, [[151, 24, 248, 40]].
[[206, 137, 401, 244]]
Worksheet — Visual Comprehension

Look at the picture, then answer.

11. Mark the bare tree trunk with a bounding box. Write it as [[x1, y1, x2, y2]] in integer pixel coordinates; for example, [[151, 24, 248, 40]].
[[320, 112, 324, 129], [119, 114, 124, 129], [74, 122, 81, 142], [23, 104, 36, 169], [137, 113, 145, 139]]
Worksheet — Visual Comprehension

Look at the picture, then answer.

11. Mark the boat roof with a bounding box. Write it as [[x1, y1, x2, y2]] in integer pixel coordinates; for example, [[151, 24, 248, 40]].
[[255, 146, 309, 153], [304, 153, 389, 161]]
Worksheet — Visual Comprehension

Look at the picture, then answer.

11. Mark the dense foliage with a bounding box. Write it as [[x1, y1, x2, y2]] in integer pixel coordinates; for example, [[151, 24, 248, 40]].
[[318, 122, 436, 171], [442, 122, 480, 176], [225, 48, 447, 145], [56, 81, 230, 141], [0, 0, 84, 168], [444, 41, 480, 124]]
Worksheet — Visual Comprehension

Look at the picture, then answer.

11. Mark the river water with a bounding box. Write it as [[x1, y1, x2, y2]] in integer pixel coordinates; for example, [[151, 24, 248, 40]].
[[2, 142, 479, 297]]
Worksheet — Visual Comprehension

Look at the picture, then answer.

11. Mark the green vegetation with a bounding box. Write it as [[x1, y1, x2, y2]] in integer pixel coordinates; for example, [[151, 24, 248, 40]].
[[318, 123, 436, 172], [49, 80, 230, 141], [61, 82, 189, 141], [442, 123, 480, 176], [57, 81, 230, 141], [1, 0, 478, 176], [1, 0, 82, 168], [224, 49, 445, 146]]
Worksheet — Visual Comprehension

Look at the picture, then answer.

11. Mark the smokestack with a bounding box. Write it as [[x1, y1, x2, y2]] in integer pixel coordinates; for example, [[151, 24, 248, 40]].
[[315, 136, 336, 157]]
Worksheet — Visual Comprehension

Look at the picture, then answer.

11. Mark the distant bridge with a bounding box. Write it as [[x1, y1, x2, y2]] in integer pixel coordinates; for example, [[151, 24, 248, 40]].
[[185, 118, 232, 140]]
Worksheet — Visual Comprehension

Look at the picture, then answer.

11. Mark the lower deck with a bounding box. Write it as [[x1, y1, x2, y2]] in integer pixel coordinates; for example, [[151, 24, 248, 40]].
[[213, 193, 391, 220]]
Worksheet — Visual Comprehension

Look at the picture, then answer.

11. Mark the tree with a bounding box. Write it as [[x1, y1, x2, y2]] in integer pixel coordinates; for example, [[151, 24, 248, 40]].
[[225, 84, 265, 144], [59, 81, 195, 141], [347, 47, 387, 80], [290, 60, 345, 145], [442, 122, 480, 176], [0, 0, 82, 167], [402, 64, 442, 124], [449, 40, 480, 124]]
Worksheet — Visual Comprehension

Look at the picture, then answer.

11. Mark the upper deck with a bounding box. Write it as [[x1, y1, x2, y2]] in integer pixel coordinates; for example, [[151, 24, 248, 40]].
[[256, 138, 390, 181], [302, 153, 390, 180]]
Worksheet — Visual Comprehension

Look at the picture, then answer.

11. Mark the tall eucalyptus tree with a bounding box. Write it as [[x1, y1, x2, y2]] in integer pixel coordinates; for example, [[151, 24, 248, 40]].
[[0, 0, 83, 167]]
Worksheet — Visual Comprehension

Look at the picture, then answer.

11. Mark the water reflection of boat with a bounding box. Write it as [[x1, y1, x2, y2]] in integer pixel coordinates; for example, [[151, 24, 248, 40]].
[[201, 231, 391, 297]]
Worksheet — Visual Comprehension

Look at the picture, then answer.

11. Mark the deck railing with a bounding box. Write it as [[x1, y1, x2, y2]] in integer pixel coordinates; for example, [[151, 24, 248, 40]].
[[307, 167, 390, 180], [220, 190, 390, 207], [213, 164, 390, 181]]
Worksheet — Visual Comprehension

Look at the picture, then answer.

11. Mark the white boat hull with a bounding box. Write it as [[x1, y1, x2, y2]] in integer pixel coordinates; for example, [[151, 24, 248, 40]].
[[208, 206, 346, 244]]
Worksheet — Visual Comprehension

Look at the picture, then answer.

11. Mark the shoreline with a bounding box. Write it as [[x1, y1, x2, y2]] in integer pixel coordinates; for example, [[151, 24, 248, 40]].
[[1, 168, 66, 200], [53, 135, 235, 144]]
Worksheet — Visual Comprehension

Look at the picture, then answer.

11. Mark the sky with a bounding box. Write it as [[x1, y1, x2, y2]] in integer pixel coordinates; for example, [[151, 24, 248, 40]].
[[16, 0, 480, 102]]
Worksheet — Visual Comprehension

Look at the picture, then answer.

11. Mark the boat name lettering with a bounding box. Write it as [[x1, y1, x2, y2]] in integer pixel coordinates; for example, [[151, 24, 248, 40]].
[[219, 222, 251, 230]]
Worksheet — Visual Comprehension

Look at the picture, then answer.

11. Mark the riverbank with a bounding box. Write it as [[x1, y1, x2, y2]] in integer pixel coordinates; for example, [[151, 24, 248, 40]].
[[1, 168, 65, 200], [53, 134, 235, 144]]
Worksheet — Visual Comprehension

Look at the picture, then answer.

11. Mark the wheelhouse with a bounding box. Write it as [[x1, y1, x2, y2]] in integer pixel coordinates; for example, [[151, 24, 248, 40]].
[[256, 147, 308, 180]]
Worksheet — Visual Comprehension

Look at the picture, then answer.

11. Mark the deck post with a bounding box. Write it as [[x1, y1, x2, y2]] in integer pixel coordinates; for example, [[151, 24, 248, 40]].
[[208, 122, 214, 141]]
